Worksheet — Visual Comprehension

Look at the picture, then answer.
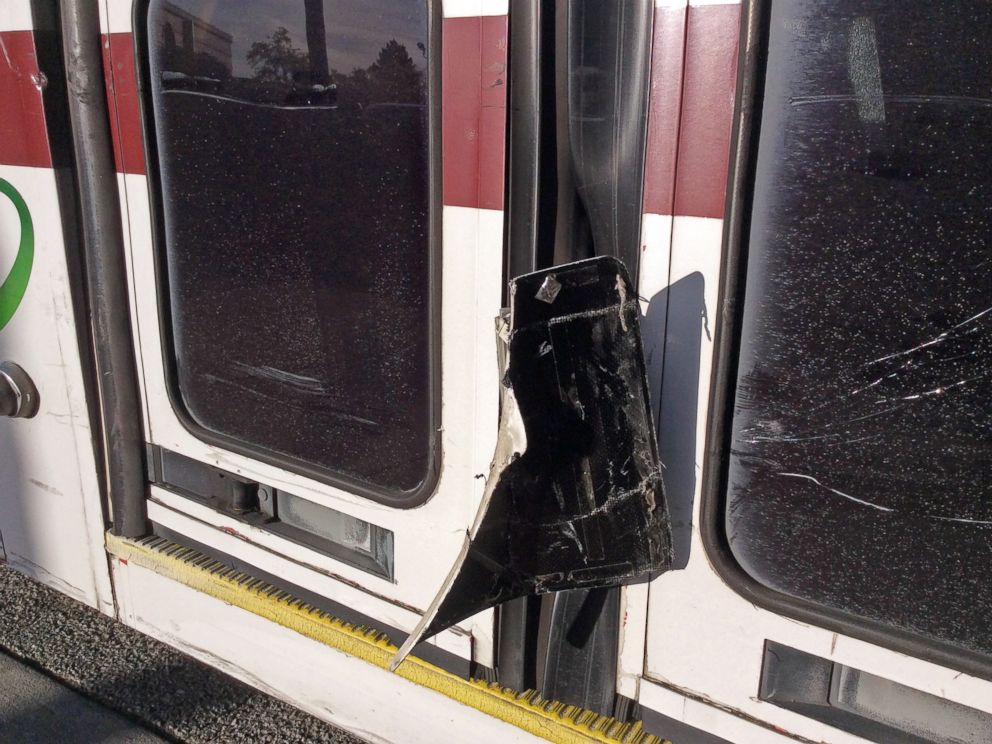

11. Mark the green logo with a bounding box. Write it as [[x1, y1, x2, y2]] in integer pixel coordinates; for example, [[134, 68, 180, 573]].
[[0, 179, 34, 331]]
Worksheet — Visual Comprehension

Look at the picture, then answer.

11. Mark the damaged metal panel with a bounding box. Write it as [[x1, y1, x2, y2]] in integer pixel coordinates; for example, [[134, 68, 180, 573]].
[[392, 256, 671, 667]]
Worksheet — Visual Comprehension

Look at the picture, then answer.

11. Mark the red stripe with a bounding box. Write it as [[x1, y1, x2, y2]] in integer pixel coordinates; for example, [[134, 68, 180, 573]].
[[103, 33, 146, 175], [642, 6, 687, 216], [0, 31, 52, 168], [442, 16, 508, 211], [672, 3, 741, 220]]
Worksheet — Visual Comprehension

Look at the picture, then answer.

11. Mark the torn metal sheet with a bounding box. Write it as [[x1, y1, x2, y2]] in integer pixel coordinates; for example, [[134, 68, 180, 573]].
[[391, 256, 671, 670]]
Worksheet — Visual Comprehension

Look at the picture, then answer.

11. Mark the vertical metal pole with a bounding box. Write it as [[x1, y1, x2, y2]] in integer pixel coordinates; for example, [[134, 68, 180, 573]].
[[498, 0, 546, 691], [60, 0, 148, 537]]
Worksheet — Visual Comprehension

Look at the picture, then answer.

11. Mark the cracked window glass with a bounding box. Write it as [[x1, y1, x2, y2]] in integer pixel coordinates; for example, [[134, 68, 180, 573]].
[[145, 0, 434, 498], [727, 0, 992, 654]]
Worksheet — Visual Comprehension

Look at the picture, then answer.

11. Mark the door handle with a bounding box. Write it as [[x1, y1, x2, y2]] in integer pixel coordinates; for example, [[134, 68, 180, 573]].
[[0, 362, 39, 418]]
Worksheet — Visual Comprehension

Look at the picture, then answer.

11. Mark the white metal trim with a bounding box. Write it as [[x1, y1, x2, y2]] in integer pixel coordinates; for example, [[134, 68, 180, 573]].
[[0, 5, 34, 32], [112, 558, 542, 744], [442, 0, 509, 19]]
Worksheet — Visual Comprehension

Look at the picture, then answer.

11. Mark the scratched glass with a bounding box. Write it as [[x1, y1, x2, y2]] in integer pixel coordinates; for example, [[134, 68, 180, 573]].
[[726, 1, 992, 655], [145, 0, 434, 497]]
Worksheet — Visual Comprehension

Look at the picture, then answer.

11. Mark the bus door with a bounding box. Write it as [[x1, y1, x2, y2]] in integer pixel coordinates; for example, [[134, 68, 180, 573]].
[[102, 0, 510, 676], [100, 0, 672, 710]]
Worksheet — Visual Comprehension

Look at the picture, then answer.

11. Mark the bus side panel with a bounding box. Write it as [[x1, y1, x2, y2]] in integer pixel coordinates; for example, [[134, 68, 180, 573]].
[[0, 12, 113, 613]]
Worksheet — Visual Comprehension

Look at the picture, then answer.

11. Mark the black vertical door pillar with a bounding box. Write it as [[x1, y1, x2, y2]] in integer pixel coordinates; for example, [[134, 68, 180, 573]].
[[498, 0, 655, 717]]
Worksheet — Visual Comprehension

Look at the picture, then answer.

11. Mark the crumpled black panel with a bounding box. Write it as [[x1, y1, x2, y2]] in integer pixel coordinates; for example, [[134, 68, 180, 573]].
[[422, 256, 672, 639]]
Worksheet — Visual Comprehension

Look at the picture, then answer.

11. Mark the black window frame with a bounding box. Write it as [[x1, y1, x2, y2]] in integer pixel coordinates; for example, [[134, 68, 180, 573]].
[[132, 0, 444, 508], [699, 0, 992, 683]]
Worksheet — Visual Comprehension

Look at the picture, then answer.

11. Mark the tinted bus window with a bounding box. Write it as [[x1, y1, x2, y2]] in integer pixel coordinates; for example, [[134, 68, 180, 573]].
[[144, 0, 434, 497], [727, 1, 992, 655]]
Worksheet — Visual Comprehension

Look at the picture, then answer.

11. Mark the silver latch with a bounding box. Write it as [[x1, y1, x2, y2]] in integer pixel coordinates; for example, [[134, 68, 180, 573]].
[[0, 362, 39, 418]]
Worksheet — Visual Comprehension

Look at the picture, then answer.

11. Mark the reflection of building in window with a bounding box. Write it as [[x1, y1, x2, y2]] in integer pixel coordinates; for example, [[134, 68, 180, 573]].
[[157, 1, 233, 77]]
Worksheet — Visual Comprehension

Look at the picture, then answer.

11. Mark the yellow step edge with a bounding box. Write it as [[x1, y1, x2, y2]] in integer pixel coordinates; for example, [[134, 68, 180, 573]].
[[105, 532, 669, 744]]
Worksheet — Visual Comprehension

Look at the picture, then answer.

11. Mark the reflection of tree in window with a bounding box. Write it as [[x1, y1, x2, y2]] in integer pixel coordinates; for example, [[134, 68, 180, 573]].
[[243, 30, 423, 106], [366, 40, 424, 104], [247, 27, 309, 84]]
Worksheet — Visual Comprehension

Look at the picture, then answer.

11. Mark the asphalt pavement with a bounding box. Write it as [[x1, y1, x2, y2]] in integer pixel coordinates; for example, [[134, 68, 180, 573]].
[[0, 650, 167, 743], [0, 564, 366, 744]]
